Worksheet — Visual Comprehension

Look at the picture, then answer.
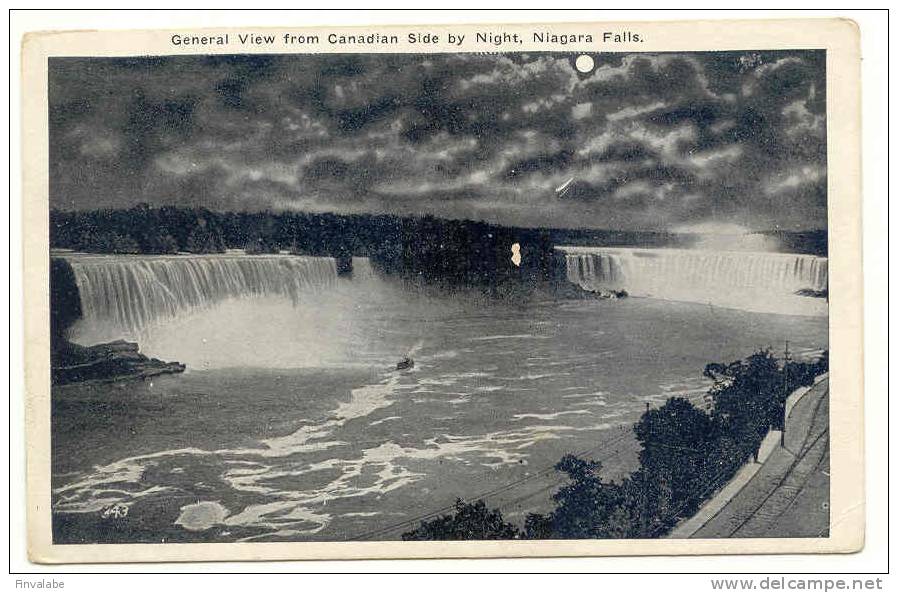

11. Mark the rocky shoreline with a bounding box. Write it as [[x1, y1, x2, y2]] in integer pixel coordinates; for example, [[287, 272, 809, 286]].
[[795, 288, 828, 299], [553, 281, 629, 300], [52, 339, 185, 386]]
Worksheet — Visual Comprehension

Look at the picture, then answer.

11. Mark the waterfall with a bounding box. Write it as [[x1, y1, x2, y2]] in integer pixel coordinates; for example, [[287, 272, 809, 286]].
[[60, 253, 342, 334], [349, 256, 376, 280], [557, 246, 828, 313]]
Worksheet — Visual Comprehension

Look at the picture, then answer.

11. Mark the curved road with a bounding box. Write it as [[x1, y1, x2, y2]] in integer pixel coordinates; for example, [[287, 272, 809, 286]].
[[692, 379, 830, 538]]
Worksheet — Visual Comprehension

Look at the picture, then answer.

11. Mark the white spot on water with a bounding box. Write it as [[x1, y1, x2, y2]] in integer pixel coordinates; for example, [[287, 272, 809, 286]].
[[175, 500, 229, 532]]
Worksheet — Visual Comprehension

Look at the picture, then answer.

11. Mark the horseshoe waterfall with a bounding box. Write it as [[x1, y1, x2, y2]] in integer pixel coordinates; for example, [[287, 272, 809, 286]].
[[557, 246, 828, 315]]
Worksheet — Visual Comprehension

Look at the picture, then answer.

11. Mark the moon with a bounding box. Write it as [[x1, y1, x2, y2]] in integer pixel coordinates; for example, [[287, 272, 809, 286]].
[[575, 54, 595, 73]]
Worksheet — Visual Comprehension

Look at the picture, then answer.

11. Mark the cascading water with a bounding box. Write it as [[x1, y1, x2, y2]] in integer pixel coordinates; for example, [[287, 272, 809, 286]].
[[59, 252, 341, 335], [557, 246, 829, 315], [348, 256, 376, 280]]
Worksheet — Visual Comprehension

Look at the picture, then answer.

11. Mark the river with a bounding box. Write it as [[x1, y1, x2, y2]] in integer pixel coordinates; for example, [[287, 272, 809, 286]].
[[51, 253, 828, 543]]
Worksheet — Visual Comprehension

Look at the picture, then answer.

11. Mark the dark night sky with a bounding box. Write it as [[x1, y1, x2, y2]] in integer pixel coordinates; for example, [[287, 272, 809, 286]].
[[49, 50, 826, 231]]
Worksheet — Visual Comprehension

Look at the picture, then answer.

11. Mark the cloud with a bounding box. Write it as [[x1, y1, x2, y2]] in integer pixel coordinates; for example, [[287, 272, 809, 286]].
[[764, 165, 825, 195], [49, 50, 827, 230]]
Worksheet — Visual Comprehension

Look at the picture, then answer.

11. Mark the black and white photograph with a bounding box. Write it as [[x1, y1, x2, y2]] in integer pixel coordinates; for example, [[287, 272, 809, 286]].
[[44, 45, 835, 546], [16, 16, 870, 567]]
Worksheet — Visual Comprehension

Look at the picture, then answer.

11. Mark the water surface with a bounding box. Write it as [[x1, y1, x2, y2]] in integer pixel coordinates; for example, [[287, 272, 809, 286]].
[[52, 257, 828, 543]]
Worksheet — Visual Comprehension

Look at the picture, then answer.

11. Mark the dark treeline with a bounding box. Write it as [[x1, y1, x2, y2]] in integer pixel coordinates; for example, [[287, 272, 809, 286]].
[[50, 204, 397, 257], [49, 205, 687, 256], [403, 349, 829, 540]]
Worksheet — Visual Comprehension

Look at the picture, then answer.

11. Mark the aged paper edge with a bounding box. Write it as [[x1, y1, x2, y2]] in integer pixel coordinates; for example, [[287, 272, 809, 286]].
[[21, 18, 864, 563]]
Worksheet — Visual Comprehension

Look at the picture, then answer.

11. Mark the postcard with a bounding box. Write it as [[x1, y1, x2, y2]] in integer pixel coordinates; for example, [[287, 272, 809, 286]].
[[21, 18, 863, 562]]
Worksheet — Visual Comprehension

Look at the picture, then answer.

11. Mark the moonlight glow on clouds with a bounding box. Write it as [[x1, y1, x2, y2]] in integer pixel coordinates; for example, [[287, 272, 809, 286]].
[[49, 51, 826, 230]]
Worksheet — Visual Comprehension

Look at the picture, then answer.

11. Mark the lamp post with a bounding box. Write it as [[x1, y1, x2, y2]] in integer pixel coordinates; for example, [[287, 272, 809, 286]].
[[781, 341, 790, 447]]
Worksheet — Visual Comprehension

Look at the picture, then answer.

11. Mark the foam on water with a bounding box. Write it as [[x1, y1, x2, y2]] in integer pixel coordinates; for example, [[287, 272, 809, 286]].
[[470, 334, 550, 341], [52, 360, 617, 539], [334, 376, 402, 421], [512, 410, 593, 421], [176, 501, 230, 532], [52, 372, 405, 525]]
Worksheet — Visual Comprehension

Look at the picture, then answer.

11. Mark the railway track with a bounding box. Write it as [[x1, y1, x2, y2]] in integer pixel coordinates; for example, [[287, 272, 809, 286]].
[[691, 380, 830, 538]]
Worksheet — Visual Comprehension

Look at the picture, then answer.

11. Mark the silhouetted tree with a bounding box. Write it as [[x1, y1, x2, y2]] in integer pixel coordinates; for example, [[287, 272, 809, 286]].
[[535, 454, 636, 539], [402, 499, 520, 540], [633, 397, 717, 522]]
